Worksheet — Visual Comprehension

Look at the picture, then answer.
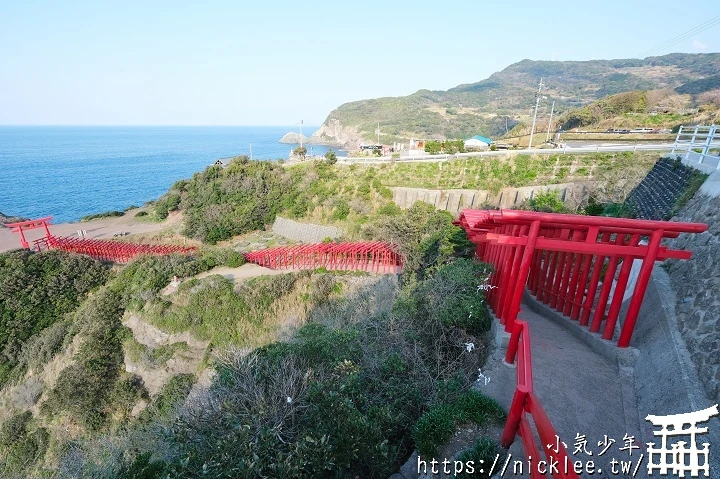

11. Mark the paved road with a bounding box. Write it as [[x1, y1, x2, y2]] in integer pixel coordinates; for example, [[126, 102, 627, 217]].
[[340, 142, 720, 164]]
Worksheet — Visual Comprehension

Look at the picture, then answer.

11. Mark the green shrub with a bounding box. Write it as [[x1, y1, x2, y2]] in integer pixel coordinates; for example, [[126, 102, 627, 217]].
[[413, 404, 456, 457], [527, 190, 566, 213], [137, 374, 195, 423], [0, 411, 32, 447], [80, 210, 125, 221], [0, 250, 109, 387], [332, 199, 351, 220], [455, 437, 503, 478], [452, 390, 505, 425], [324, 150, 338, 165]]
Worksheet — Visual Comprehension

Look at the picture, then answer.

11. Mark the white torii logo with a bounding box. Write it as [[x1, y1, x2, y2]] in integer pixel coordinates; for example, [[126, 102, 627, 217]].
[[646, 404, 719, 477]]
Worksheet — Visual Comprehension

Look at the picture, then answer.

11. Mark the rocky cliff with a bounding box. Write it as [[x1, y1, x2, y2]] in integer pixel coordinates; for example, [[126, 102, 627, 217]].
[[309, 117, 363, 147]]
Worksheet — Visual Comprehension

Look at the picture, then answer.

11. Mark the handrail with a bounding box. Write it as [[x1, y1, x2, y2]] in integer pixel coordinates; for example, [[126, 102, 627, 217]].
[[501, 320, 580, 479]]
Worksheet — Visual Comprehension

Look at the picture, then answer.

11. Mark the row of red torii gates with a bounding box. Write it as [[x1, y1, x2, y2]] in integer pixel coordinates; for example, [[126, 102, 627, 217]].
[[243, 242, 401, 274], [7, 211, 709, 478], [5, 217, 401, 272], [454, 208, 707, 479]]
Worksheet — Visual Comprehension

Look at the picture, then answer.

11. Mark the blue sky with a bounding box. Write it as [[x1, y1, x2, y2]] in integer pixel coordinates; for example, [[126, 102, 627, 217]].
[[1, 0, 718, 126]]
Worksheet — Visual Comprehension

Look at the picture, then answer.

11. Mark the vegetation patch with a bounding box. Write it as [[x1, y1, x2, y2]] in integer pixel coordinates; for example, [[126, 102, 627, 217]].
[[80, 210, 125, 221]]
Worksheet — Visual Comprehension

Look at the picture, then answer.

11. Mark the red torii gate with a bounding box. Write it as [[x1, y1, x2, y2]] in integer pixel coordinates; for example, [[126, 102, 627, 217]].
[[456, 209, 706, 348], [244, 242, 401, 273], [5, 216, 53, 249], [5, 216, 195, 263], [455, 209, 706, 475]]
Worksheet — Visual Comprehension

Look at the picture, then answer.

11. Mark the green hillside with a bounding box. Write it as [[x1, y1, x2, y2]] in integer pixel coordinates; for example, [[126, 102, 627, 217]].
[[311, 53, 720, 145]]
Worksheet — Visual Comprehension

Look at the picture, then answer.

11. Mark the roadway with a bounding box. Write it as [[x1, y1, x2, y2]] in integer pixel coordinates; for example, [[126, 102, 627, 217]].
[[338, 141, 719, 164]]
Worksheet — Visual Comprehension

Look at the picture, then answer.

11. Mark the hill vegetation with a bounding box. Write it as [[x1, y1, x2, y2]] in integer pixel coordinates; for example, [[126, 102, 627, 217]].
[[558, 88, 720, 131], [310, 53, 720, 145], [0, 148, 680, 477], [150, 152, 657, 244], [0, 193, 506, 477]]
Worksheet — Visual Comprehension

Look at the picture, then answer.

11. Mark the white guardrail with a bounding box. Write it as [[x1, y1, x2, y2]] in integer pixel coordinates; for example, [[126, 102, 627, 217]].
[[338, 143, 685, 164]]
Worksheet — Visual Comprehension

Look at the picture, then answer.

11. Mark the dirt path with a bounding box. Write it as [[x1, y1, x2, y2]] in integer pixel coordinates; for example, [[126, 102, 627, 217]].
[[161, 263, 290, 296]]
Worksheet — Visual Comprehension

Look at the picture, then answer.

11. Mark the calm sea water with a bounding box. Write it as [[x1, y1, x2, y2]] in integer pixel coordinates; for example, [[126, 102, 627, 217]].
[[0, 126, 333, 223]]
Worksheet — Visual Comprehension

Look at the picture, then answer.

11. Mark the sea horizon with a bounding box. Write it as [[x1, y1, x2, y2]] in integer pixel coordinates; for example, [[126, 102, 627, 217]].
[[0, 125, 332, 223]]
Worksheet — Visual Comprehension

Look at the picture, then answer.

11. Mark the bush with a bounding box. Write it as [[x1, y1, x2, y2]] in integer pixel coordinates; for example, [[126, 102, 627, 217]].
[[332, 199, 351, 220], [363, 202, 475, 276], [455, 437, 503, 478], [0, 250, 109, 387], [527, 190, 566, 213], [0, 411, 32, 447], [80, 210, 125, 221], [413, 404, 457, 457], [324, 150, 338, 165]]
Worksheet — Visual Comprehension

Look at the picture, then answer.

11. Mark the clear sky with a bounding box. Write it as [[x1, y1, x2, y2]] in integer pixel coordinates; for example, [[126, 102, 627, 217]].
[[1, 0, 718, 126]]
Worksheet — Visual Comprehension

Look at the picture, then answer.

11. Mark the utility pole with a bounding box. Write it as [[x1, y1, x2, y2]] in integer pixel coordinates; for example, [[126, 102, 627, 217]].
[[528, 78, 544, 149], [300, 120, 303, 149], [376, 122, 380, 145], [249, 143, 253, 161], [545, 101, 556, 144]]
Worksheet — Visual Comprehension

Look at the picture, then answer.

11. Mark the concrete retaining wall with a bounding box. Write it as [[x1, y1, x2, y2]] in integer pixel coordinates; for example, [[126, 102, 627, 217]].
[[272, 216, 342, 243], [390, 182, 590, 216]]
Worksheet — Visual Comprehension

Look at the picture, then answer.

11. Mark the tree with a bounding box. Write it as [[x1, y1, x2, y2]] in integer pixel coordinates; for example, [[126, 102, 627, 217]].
[[527, 191, 565, 213], [424, 141, 442, 155], [293, 146, 307, 159], [324, 150, 337, 165]]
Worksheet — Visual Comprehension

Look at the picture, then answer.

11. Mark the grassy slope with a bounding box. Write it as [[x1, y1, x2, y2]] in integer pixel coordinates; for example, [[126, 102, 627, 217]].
[[152, 152, 658, 244]]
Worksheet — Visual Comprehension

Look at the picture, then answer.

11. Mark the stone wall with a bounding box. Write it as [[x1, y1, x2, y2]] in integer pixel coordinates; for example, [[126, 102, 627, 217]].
[[626, 157, 701, 220], [390, 182, 590, 216], [664, 193, 720, 402], [272, 216, 342, 243]]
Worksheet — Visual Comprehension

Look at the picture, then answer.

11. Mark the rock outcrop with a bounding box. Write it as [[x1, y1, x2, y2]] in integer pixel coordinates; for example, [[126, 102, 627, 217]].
[[309, 118, 362, 147], [278, 132, 309, 144], [0, 212, 28, 226]]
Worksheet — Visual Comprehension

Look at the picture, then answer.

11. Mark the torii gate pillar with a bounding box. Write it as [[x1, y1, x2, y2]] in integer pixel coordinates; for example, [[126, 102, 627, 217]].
[[5, 217, 53, 250]]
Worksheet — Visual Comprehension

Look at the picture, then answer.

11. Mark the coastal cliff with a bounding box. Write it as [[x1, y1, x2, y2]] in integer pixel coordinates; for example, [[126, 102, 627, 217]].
[[309, 117, 363, 147]]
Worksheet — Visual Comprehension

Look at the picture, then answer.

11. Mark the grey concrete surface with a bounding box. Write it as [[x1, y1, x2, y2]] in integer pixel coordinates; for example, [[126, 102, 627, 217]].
[[476, 304, 648, 479]]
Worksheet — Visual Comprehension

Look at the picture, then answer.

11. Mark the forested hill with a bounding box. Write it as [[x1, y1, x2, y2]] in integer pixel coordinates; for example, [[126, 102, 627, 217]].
[[310, 52, 720, 145]]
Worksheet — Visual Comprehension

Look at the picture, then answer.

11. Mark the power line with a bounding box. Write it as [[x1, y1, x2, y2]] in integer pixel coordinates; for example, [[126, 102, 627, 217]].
[[639, 14, 720, 58], [639, 15, 720, 57]]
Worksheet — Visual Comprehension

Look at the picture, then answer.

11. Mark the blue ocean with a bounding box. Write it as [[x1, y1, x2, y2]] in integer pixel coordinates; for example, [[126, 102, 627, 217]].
[[0, 126, 333, 223]]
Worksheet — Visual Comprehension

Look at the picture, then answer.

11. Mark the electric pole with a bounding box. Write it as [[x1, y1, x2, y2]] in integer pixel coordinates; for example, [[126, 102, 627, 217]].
[[545, 101, 556, 144], [300, 120, 303, 149], [376, 122, 380, 145], [528, 78, 544, 149]]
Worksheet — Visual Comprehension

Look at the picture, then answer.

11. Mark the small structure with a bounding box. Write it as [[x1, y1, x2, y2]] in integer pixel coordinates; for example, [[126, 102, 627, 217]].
[[464, 135, 493, 150]]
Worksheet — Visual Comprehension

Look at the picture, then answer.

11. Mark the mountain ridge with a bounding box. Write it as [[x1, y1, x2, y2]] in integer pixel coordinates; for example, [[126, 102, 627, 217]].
[[310, 52, 720, 146]]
